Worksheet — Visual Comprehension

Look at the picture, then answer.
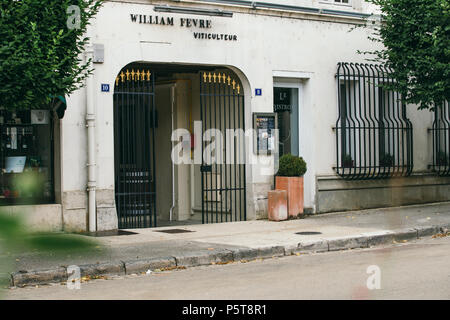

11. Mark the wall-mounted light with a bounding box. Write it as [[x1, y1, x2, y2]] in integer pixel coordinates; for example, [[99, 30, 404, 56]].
[[154, 5, 234, 17]]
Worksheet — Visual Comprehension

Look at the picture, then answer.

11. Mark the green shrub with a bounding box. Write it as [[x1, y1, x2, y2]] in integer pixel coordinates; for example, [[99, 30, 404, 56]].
[[277, 154, 307, 177]]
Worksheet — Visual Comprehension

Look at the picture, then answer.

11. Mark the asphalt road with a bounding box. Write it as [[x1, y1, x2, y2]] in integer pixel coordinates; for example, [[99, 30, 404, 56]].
[[4, 237, 450, 300]]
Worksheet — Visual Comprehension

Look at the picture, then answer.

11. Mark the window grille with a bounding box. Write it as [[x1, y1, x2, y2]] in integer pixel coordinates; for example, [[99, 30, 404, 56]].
[[431, 101, 450, 176], [335, 62, 413, 180]]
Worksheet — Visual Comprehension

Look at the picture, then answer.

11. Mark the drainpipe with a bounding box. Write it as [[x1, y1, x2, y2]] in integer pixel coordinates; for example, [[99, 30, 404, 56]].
[[169, 84, 176, 222], [85, 46, 97, 233]]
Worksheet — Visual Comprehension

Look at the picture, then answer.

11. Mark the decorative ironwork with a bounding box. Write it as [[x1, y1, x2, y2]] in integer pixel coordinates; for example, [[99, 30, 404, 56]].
[[335, 62, 413, 180], [202, 72, 241, 94], [431, 101, 450, 176], [199, 71, 247, 223], [113, 67, 156, 228]]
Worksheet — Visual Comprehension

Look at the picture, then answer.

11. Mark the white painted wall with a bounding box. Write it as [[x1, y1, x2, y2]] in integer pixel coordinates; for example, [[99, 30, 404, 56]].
[[62, 0, 430, 216]]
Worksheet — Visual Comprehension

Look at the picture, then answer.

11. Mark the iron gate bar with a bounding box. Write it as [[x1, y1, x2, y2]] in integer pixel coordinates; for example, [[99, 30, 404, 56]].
[[431, 101, 450, 176], [335, 62, 413, 180], [200, 71, 246, 224], [114, 67, 156, 228]]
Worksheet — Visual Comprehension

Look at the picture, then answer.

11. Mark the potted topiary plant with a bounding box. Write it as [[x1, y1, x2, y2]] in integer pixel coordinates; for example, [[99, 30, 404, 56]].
[[275, 154, 307, 218]]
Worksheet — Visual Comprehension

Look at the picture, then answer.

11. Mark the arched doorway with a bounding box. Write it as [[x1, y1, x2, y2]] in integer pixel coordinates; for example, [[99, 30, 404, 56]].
[[113, 63, 246, 228]]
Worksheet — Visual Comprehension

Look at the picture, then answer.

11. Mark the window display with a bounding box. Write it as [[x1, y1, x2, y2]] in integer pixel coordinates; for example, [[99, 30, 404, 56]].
[[0, 109, 54, 205]]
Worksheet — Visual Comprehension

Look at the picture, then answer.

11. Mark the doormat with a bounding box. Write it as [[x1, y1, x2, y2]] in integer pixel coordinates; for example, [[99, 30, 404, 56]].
[[82, 230, 138, 237], [155, 229, 195, 234], [295, 231, 322, 235]]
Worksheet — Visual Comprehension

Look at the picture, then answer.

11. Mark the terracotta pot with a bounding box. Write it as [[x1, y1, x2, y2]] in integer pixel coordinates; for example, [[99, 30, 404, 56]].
[[268, 190, 288, 221], [275, 176, 304, 218]]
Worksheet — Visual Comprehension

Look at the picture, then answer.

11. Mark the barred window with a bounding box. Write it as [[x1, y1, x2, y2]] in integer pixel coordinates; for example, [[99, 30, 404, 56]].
[[335, 63, 413, 180], [431, 101, 450, 176]]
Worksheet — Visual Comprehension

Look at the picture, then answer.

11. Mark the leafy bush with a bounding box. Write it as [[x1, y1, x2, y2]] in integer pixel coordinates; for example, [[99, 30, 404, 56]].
[[364, 0, 450, 110], [0, 0, 103, 111], [277, 154, 307, 177]]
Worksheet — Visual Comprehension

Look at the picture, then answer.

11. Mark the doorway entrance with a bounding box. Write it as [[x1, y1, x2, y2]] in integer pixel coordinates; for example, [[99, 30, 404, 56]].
[[113, 63, 247, 228]]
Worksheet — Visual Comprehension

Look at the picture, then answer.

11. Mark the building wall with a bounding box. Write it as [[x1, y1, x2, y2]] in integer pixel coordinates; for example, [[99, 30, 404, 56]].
[[57, 0, 447, 231]]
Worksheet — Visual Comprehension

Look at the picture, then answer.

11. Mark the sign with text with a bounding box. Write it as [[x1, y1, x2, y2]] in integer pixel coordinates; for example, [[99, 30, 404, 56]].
[[130, 13, 238, 41], [274, 87, 291, 112], [101, 84, 110, 92]]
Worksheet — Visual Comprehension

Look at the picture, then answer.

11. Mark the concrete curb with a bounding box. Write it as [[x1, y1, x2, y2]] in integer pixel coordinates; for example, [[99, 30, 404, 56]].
[[12, 267, 67, 287], [124, 257, 176, 275], [9, 224, 449, 287]]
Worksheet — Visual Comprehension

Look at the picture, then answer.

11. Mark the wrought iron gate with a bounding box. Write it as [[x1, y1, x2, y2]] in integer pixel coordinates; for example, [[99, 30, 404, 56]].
[[199, 71, 247, 223], [114, 67, 156, 228]]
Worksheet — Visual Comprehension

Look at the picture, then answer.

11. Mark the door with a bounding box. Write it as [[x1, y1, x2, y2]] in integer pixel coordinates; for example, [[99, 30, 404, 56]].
[[199, 71, 247, 223], [113, 68, 157, 228]]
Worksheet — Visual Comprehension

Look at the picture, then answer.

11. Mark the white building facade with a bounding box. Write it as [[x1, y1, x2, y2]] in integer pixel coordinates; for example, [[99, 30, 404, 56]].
[[3, 0, 449, 232]]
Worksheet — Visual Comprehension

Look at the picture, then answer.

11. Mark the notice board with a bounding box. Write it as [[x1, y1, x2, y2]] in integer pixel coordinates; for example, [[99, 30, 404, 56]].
[[253, 112, 278, 155]]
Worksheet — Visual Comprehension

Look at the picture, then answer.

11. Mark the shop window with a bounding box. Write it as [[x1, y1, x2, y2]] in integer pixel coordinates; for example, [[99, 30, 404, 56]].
[[273, 86, 299, 157], [0, 109, 54, 205]]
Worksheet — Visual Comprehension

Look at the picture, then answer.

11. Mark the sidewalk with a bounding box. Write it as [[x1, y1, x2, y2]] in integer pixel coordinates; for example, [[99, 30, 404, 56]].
[[8, 202, 450, 287]]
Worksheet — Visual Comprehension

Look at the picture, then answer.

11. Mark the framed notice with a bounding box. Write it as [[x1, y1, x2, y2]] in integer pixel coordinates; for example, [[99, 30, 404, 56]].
[[253, 112, 278, 155]]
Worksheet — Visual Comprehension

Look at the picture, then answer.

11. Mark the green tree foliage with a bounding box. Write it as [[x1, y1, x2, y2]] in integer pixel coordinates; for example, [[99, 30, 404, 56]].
[[366, 0, 450, 109], [0, 0, 102, 111]]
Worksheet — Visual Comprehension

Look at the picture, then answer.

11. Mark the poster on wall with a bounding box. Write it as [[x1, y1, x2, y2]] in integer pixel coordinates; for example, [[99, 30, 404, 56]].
[[253, 113, 278, 155]]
